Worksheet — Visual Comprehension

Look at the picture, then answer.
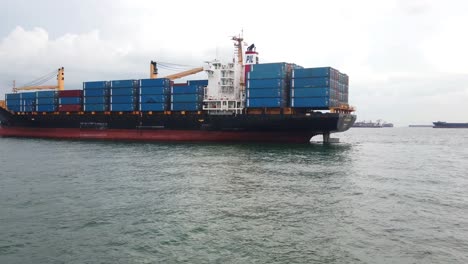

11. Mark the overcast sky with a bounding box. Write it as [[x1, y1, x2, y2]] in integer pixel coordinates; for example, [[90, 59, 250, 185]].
[[1, 0, 467, 125]]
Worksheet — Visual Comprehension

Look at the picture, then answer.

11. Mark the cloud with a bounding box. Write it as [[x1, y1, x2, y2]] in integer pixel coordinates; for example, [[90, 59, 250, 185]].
[[1, 0, 468, 125], [352, 72, 468, 124], [0, 26, 218, 95]]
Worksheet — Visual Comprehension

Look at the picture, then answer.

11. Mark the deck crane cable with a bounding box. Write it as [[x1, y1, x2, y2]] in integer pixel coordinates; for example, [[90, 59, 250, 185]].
[[20, 70, 57, 86], [19, 74, 56, 88], [156, 64, 191, 71], [19, 69, 59, 88], [156, 64, 183, 72], [156, 64, 196, 72], [156, 61, 198, 68], [23, 73, 56, 87]]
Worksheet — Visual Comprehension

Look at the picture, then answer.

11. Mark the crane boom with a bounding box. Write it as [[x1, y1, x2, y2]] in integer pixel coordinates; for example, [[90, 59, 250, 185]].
[[149, 61, 204, 80], [13, 67, 64, 92], [162, 67, 204, 80]]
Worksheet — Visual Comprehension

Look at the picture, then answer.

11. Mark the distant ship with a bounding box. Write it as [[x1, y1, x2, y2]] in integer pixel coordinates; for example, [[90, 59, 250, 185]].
[[352, 120, 393, 128], [433, 121, 468, 128], [409, 125, 432, 127], [382, 122, 394, 127]]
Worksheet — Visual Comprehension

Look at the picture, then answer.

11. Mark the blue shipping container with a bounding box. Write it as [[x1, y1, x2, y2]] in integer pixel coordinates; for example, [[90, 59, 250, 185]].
[[37, 104, 57, 112], [36, 91, 57, 98], [84, 104, 108, 112], [247, 88, 287, 98], [83, 81, 109, 89], [247, 70, 288, 80], [139, 86, 170, 95], [5, 93, 21, 100], [111, 80, 136, 88], [246, 98, 286, 108], [23, 105, 35, 112], [84, 96, 108, 104], [292, 77, 330, 88], [110, 95, 136, 104], [291, 64, 304, 70], [59, 97, 82, 105], [110, 87, 137, 96], [139, 103, 167, 111], [84, 89, 108, 97], [247, 79, 287, 89], [187, 80, 208, 86], [291, 88, 330, 98], [140, 95, 169, 104], [250, 62, 288, 73], [171, 102, 202, 111], [7, 105, 21, 111], [291, 97, 330, 108], [37, 97, 57, 105], [140, 78, 170, 87], [171, 85, 204, 94], [171, 94, 203, 102], [20, 92, 37, 99], [6, 99, 21, 106], [110, 103, 135, 111], [293, 67, 336, 79], [22, 99, 35, 107]]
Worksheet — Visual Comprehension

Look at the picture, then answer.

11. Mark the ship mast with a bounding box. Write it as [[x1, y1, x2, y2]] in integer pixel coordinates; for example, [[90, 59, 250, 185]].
[[232, 35, 244, 66], [232, 35, 244, 88]]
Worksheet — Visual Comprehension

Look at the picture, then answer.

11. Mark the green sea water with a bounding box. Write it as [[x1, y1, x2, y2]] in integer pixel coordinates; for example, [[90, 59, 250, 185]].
[[1, 128, 467, 263]]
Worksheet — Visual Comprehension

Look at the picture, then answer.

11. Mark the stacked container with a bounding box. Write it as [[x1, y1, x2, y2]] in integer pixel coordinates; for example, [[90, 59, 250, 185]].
[[83, 81, 109, 112], [5, 93, 24, 112], [110, 80, 138, 112], [342, 74, 349, 104], [58, 90, 83, 112], [139, 78, 171, 111], [246, 63, 298, 108], [187, 79, 208, 87], [171, 84, 204, 111], [290, 67, 348, 109], [36, 91, 57, 112]]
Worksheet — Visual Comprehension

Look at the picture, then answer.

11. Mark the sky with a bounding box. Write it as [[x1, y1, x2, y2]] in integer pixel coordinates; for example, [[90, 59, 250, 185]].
[[0, 0, 467, 125]]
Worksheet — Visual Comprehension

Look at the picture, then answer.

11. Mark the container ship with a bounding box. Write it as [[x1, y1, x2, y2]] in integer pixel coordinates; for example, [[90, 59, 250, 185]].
[[0, 37, 356, 143], [433, 121, 468, 128]]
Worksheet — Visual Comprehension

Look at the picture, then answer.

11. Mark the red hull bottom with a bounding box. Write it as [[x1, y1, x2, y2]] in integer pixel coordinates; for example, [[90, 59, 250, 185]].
[[0, 127, 314, 143]]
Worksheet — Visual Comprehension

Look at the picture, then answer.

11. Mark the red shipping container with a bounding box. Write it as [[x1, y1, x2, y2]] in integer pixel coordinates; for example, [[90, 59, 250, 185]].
[[58, 105, 82, 112], [58, 90, 83, 97]]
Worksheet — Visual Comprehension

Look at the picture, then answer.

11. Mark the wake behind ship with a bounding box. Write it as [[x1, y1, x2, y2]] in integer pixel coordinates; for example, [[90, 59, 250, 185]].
[[0, 36, 356, 143]]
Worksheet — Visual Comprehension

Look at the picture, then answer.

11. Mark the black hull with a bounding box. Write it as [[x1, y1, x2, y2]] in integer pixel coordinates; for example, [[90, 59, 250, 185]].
[[0, 109, 356, 142], [433, 122, 468, 128]]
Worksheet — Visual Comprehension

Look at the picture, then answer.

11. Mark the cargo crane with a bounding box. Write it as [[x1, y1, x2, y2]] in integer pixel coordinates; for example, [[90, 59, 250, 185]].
[[149, 61, 203, 80], [13, 67, 65, 93]]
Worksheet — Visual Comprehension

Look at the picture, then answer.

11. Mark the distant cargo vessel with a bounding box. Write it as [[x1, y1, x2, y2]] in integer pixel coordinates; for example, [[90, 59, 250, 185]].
[[352, 120, 393, 128], [433, 121, 468, 128], [382, 123, 394, 128], [0, 36, 356, 143], [409, 125, 432, 127]]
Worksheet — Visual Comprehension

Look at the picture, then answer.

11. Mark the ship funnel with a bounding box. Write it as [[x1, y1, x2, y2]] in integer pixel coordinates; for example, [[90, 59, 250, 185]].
[[244, 43, 259, 82], [244, 45, 258, 65]]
